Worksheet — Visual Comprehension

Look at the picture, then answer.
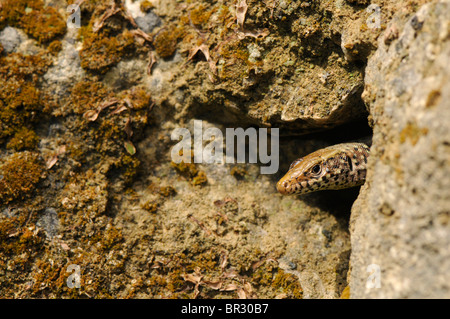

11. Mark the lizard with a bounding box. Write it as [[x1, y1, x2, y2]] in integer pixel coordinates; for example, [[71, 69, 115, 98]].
[[276, 142, 370, 195]]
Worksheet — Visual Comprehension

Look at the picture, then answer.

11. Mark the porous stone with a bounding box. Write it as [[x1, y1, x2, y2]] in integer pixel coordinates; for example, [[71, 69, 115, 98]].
[[350, 0, 450, 298], [0, 26, 23, 53]]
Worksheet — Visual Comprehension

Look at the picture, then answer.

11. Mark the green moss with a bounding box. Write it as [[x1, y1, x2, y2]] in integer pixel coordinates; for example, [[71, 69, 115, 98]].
[[78, 3, 136, 74], [122, 87, 152, 110], [119, 154, 141, 184], [1, 0, 66, 44], [0, 52, 52, 145], [6, 127, 39, 151], [0, 151, 43, 204], [80, 31, 122, 74], [47, 40, 63, 56], [154, 26, 185, 59], [69, 80, 113, 115], [189, 4, 212, 27]]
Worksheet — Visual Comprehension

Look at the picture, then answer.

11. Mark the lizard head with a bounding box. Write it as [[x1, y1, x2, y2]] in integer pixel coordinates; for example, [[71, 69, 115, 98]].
[[276, 143, 369, 195]]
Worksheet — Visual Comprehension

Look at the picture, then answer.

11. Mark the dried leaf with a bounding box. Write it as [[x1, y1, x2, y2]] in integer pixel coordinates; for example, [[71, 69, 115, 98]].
[[236, 0, 248, 29], [46, 145, 67, 169], [202, 280, 223, 290], [93, 1, 121, 32], [110, 104, 128, 115], [147, 51, 157, 75], [46, 156, 59, 170], [60, 242, 70, 251], [183, 273, 203, 284], [131, 29, 153, 43], [237, 288, 247, 299], [237, 28, 270, 40], [84, 98, 120, 121], [219, 252, 228, 270], [187, 44, 217, 77], [221, 283, 239, 291], [83, 109, 100, 121], [124, 117, 133, 138]]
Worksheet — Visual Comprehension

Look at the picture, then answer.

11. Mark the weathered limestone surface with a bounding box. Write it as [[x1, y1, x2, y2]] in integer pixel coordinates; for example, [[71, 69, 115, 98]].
[[350, 0, 450, 298]]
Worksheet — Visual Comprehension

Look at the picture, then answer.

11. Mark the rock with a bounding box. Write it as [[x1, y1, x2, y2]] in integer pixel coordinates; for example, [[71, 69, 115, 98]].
[[135, 12, 161, 33], [350, 0, 450, 298], [0, 26, 23, 53], [37, 208, 60, 239], [43, 38, 85, 99]]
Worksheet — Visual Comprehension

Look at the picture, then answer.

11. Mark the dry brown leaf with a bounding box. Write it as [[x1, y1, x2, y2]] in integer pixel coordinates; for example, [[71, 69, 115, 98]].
[[147, 51, 157, 75], [124, 117, 133, 138], [237, 28, 270, 40], [188, 214, 213, 236], [46, 145, 67, 169], [202, 279, 223, 290], [187, 44, 217, 77], [131, 29, 153, 43], [83, 109, 100, 121], [93, 0, 121, 32], [237, 288, 247, 299], [236, 0, 248, 30], [110, 104, 128, 115], [83, 98, 120, 121], [220, 283, 239, 291], [60, 241, 71, 251], [183, 273, 203, 284], [219, 252, 228, 270]]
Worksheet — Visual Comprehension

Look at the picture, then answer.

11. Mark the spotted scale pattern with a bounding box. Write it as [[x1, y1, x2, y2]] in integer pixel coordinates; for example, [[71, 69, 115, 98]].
[[277, 142, 370, 195]]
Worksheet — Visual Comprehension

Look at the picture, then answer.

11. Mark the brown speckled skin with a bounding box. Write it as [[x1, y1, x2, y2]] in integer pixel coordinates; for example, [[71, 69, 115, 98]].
[[277, 142, 370, 195]]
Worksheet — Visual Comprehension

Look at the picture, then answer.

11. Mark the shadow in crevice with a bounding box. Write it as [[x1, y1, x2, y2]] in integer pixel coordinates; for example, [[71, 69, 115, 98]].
[[299, 187, 362, 227]]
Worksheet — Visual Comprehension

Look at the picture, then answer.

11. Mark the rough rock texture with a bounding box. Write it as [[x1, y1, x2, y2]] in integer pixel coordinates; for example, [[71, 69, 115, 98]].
[[0, 0, 447, 299], [350, 0, 450, 298]]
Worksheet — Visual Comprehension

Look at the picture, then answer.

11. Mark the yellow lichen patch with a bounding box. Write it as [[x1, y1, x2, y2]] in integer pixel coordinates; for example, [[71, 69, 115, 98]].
[[400, 122, 429, 146], [340, 285, 350, 299], [0, 151, 43, 204], [1, 0, 66, 44], [47, 40, 63, 56]]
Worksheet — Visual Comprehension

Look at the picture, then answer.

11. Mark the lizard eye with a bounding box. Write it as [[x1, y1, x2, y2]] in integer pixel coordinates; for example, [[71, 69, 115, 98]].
[[311, 164, 322, 175]]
